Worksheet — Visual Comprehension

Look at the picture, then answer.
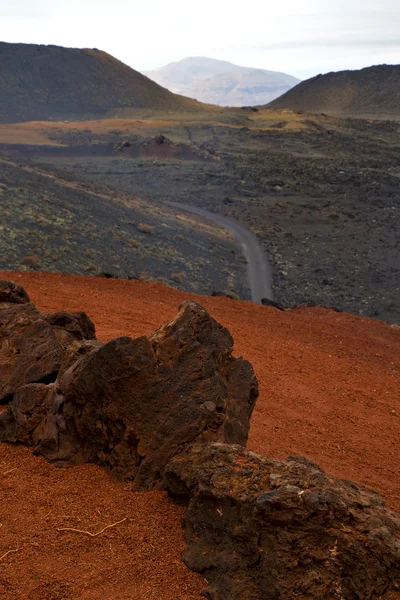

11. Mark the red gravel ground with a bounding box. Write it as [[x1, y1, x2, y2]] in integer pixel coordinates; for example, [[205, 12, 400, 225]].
[[1, 271, 399, 600]]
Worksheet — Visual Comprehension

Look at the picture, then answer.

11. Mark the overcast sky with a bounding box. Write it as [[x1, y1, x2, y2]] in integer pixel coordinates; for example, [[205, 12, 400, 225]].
[[1, 0, 399, 79]]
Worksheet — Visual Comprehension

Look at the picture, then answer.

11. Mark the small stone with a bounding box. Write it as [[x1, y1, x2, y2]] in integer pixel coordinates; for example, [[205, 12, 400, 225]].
[[201, 401, 216, 412]]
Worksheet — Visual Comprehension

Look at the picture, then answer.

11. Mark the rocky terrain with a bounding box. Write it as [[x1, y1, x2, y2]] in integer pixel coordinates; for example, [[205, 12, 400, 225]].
[[143, 56, 300, 106], [0, 42, 398, 324], [29, 110, 400, 323], [269, 64, 400, 120], [167, 443, 400, 599], [0, 276, 399, 599], [0, 154, 248, 299], [0, 41, 201, 124]]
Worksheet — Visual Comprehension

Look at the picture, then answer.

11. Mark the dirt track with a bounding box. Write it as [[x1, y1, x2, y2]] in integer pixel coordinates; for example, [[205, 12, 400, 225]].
[[165, 201, 274, 301], [0, 271, 399, 599]]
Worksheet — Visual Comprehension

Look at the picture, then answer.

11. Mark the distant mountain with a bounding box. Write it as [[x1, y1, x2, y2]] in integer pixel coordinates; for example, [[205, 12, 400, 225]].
[[268, 64, 400, 119], [189, 68, 301, 107], [0, 42, 200, 124], [143, 57, 300, 106]]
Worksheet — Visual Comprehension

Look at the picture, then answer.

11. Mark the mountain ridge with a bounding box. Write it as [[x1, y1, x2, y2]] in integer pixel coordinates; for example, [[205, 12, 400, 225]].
[[0, 41, 201, 124], [268, 63, 400, 119]]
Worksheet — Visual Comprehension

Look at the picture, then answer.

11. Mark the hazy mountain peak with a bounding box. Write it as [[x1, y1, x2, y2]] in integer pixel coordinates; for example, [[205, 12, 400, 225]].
[[143, 56, 300, 106]]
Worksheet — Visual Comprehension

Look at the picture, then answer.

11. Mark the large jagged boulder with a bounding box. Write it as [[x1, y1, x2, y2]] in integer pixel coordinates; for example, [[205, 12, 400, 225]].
[[165, 443, 400, 600], [0, 283, 96, 403], [0, 300, 258, 490]]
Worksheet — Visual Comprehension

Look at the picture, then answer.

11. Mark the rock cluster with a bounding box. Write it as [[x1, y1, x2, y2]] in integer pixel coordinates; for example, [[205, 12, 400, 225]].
[[1, 280, 399, 598], [114, 134, 214, 162], [0, 281, 258, 489], [0, 281, 96, 403]]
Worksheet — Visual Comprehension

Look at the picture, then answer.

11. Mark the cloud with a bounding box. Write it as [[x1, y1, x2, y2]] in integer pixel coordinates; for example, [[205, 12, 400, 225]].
[[1, 0, 399, 76], [0, 0, 55, 17], [248, 39, 400, 52]]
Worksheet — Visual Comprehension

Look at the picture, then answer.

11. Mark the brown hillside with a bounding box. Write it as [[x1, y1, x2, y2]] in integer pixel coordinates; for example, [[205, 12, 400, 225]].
[[268, 64, 400, 119], [0, 42, 201, 124], [0, 271, 399, 598]]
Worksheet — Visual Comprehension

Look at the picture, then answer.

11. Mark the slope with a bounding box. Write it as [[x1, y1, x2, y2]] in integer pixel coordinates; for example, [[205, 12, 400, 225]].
[[0, 154, 248, 298], [268, 64, 400, 119], [0, 271, 399, 599], [0, 41, 201, 124]]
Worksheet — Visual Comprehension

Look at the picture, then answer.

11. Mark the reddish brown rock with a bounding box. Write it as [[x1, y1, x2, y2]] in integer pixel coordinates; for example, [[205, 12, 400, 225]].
[[0, 305, 63, 402], [165, 443, 400, 600], [0, 281, 96, 403], [1, 300, 258, 490], [0, 383, 53, 444]]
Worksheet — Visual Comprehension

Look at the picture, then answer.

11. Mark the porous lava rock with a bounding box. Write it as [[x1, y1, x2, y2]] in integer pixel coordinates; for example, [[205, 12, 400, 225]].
[[0, 283, 96, 403], [165, 443, 400, 600], [0, 299, 258, 490]]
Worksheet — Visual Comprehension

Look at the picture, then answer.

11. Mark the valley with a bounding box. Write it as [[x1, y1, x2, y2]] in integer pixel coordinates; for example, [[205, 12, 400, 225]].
[[0, 35, 399, 600], [0, 42, 399, 324]]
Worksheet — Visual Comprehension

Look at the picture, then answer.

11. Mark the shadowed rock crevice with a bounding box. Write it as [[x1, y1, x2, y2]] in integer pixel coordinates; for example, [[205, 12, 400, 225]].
[[0, 393, 14, 406]]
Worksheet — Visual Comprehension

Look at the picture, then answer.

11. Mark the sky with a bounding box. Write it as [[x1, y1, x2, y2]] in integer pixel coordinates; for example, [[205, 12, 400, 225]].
[[1, 0, 399, 79]]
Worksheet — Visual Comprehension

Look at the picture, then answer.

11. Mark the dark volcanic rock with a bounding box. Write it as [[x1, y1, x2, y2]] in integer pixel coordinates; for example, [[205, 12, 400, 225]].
[[1, 383, 54, 444], [165, 443, 400, 600], [261, 297, 285, 311], [44, 310, 96, 348], [0, 281, 96, 403], [211, 291, 236, 300], [0, 279, 30, 304], [0, 300, 258, 490]]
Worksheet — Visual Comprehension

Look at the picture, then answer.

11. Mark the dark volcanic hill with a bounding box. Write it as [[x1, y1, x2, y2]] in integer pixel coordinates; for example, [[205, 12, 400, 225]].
[[268, 64, 400, 119], [0, 42, 200, 124]]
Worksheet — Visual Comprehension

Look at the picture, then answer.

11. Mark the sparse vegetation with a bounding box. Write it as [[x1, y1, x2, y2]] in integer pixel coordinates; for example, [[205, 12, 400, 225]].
[[21, 254, 41, 269], [170, 272, 185, 283], [137, 223, 154, 235], [0, 156, 248, 299]]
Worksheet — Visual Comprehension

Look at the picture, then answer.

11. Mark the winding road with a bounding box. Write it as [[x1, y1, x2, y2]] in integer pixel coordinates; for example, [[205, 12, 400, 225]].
[[164, 201, 274, 303]]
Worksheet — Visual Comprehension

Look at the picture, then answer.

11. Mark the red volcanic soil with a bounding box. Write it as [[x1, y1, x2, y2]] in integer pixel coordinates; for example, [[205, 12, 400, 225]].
[[1, 271, 399, 600]]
